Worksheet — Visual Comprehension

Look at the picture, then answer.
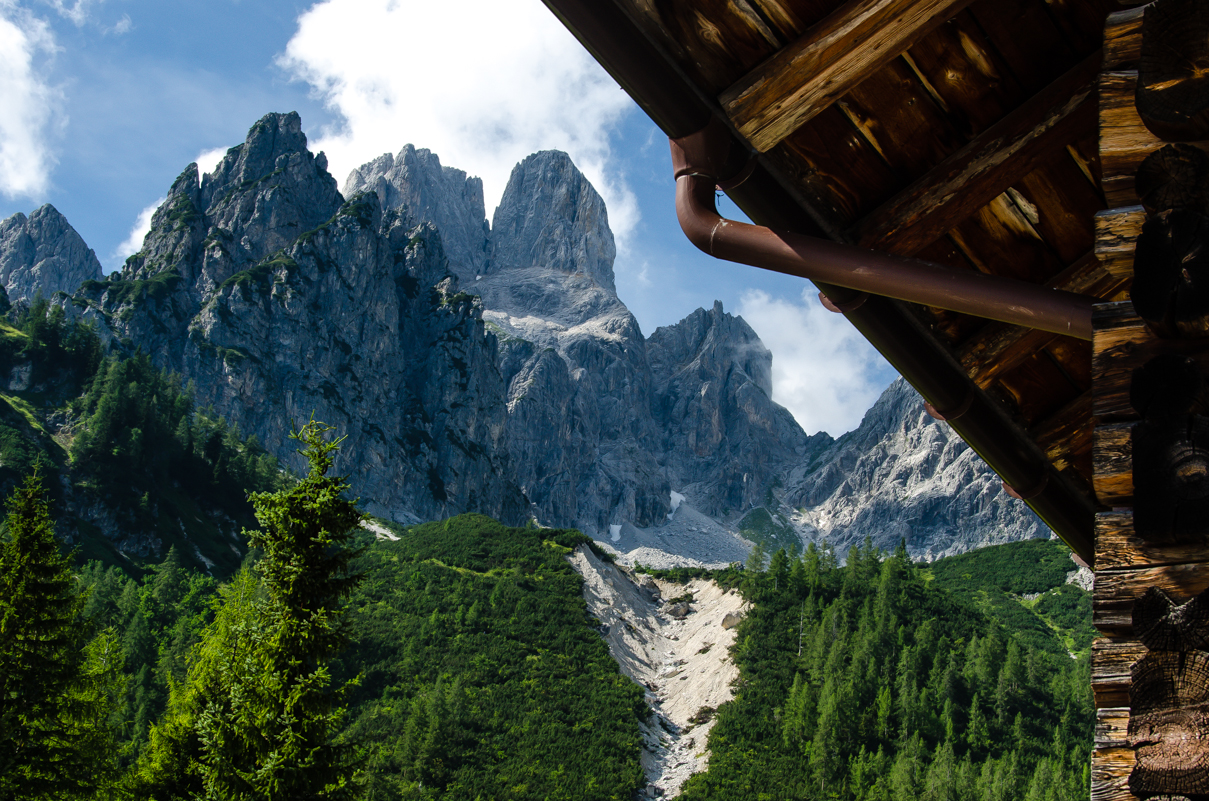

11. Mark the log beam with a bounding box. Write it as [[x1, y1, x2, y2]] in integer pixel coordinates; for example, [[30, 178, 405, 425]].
[[958, 251, 1121, 390], [719, 0, 978, 153], [849, 53, 1101, 256]]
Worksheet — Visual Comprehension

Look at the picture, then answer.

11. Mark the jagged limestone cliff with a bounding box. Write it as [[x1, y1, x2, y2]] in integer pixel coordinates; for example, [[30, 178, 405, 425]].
[[70, 113, 526, 524]]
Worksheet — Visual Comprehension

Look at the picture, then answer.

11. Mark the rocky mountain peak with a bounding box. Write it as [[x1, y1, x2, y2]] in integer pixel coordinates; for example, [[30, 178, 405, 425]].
[[490, 150, 616, 293], [648, 300, 773, 398], [0, 204, 103, 304], [342, 144, 489, 286]]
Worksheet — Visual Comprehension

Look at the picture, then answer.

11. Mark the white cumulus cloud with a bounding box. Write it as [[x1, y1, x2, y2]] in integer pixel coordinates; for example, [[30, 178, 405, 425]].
[[279, 0, 638, 245], [0, 3, 63, 199], [194, 146, 229, 177], [738, 289, 895, 436], [110, 196, 163, 269]]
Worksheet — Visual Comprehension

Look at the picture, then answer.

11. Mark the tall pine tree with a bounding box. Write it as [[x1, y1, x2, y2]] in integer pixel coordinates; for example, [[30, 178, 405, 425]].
[[0, 472, 119, 800], [131, 419, 365, 800]]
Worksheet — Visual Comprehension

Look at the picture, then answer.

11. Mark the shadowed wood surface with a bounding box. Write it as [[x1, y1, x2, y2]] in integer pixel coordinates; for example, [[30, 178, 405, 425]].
[[1100, 70, 1209, 207], [1136, 0, 1209, 143], [1131, 209, 1209, 338], [1103, 8, 1144, 72], [850, 53, 1101, 254], [1092, 302, 1209, 422], [1093, 424, 1132, 506], [1132, 586, 1209, 650], [1095, 563, 1209, 634], [1135, 143, 1209, 216], [1095, 512, 1209, 571], [720, 0, 979, 151]]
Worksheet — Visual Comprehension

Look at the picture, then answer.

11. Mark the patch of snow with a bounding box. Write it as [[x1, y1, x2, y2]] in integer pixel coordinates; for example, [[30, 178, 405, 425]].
[[362, 520, 400, 541], [610, 524, 622, 543]]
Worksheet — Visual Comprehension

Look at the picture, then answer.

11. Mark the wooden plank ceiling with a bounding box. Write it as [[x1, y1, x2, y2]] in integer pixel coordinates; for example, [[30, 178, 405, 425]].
[[618, 0, 1127, 501]]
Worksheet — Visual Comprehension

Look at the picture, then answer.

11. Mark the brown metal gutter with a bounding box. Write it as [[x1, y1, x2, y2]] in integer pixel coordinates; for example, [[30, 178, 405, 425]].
[[670, 125, 1095, 340], [540, 0, 1097, 563]]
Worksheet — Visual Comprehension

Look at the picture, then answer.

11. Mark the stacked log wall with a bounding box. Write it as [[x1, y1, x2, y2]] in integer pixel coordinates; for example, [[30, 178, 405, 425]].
[[1091, 2, 1209, 798]]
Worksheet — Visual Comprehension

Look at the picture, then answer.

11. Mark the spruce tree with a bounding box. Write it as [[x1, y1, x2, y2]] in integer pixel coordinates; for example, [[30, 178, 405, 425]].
[[0, 472, 119, 800], [204, 419, 364, 799]]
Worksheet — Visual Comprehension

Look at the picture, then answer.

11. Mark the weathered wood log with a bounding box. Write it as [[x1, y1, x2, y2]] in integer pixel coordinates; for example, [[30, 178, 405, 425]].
[[1093, 301, 1209, 421], [1097, 511, 1209, 571], [1104, 7, 1145, 72], [1136, 0, 1209, 143], [1091, 745, 1139, 801], [1099, 706, 1133, 749], [1130, 209, 1209, 338], [1132, 413, 1209, 542], [1095, 563, 1209, 634], [851, 53, 1100, 254], [1129, 649, 1209, 796], [1100, 70, 1209, 207], [1133, 585, 1209, 650], [719, 0, 979, 152], [1131, 353, 1209, 417], [1094, 425, 1134, 507], [1094, 635, 1147, 708], [1136, 144, 1209, 216], [1096, 206, 1146, 284]]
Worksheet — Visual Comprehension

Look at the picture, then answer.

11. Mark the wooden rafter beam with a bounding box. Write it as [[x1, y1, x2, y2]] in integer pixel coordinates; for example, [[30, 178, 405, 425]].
[[719, 0, 978, 153], [850, 52, 1102, 256]]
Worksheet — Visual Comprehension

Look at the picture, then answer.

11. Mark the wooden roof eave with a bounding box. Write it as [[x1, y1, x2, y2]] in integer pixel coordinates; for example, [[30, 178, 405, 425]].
[[541, 0, 1098, 562]]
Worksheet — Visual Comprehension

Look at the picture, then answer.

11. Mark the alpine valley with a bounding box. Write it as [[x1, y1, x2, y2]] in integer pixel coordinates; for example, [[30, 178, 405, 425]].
[[0, 112, 1046, 570]]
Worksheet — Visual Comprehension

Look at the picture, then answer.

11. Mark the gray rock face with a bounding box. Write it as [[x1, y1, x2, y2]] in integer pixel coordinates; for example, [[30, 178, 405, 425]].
[[648, 301, 832, 516], [0, 204, 103, 304], [76, 112, 527, 524], [343, 145, 489, 286], [783, 377, 1045, 560], [357, 147, 670, 535], [50, 116, 1047, 560]]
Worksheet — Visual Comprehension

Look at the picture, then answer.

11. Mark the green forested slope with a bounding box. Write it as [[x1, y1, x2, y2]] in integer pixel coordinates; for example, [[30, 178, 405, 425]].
[[927, 538, 1096, 657], [0, 299, 281, 574], [336, 515, 646, 800], [677, 542, 1093, 801]]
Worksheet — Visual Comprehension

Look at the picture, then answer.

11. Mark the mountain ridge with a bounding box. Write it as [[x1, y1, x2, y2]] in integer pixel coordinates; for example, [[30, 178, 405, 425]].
[[0, 111, 1045, 563]]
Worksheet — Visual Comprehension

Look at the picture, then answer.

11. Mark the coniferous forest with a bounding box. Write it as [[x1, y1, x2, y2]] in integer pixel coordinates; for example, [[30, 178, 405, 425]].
[[677, 541, 1093, 801]]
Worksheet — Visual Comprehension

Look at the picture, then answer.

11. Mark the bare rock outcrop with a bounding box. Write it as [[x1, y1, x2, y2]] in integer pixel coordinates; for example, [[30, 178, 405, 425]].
[[0, 204, 103, 304]]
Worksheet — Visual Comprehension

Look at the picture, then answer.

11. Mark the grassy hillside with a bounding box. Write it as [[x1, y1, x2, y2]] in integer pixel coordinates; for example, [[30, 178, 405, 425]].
[[926, 538, 1095, 657]]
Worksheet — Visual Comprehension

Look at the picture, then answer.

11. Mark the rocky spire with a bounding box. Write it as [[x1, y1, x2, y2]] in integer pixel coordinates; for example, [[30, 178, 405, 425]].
[[343, 145, 490, 285], [0, 204, 103, 303]]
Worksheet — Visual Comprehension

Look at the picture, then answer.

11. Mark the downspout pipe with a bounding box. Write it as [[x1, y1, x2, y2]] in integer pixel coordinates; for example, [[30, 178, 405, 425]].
[[670, 122, 1095, 341]]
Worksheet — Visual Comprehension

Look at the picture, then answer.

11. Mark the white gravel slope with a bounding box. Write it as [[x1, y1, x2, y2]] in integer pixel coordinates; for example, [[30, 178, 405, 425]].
[[569, 546, 747, 797]]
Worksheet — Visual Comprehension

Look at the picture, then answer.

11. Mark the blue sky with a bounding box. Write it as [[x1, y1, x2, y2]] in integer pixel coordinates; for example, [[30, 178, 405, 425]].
[[0, 0, 897, 434]]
